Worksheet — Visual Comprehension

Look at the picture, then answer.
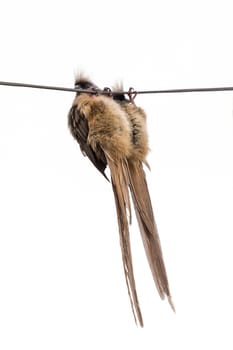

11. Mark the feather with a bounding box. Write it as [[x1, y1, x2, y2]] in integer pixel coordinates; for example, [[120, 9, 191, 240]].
[[107, 156, 143, 326], [127, 160, 175, 311]]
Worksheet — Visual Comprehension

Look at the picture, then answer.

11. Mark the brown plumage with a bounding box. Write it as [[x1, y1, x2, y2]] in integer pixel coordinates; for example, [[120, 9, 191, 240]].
[[67, 75, 174, 327]]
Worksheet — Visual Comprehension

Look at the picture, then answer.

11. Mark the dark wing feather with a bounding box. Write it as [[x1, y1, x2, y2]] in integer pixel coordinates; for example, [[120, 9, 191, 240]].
[[68, 105, 108, 180], [127, 160, 175, 311]]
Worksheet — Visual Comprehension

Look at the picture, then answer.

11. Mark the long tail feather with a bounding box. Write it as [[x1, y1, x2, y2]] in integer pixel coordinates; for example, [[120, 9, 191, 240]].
[[127, 161, 175, 311], [106, 155, 144, 326]]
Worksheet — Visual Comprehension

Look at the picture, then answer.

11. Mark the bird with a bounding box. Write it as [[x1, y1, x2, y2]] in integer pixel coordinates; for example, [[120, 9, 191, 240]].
[[68, 75, 108, 180], [67, 73, 174, 326]]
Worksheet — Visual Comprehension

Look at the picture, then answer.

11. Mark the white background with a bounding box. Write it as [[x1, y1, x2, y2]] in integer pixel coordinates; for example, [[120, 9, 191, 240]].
[[0, 0, 233, 349]]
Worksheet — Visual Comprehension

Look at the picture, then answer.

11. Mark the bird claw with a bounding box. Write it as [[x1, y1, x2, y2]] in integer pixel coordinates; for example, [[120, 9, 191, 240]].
[[90, 86, 99, 95], [128, 87, 137, 103], [103, 87, 113, 97]]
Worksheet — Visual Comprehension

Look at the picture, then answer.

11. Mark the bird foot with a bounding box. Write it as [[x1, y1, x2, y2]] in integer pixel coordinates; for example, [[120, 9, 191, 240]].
[[127, 87, 137, 104], [103, 87, 113, 97]]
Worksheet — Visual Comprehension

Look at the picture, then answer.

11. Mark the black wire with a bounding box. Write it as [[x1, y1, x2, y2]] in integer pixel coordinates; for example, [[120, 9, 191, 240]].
[[137, 87, 233, 94], [1, 80, 233, 95], [0, 81, 78, 93]]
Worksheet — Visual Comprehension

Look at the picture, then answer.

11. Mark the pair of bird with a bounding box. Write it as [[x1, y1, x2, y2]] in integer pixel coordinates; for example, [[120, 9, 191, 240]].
[[68, 74, 174, 327]]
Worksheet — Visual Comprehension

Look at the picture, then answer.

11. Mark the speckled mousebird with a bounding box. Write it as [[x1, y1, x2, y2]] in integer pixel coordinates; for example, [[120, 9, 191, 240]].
[[67, 73, 174, 327]]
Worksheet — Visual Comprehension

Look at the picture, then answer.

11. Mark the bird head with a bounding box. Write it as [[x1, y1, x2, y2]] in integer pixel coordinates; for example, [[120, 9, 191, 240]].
[[112, 82, 130, 103], [74, 73, 99, 95]]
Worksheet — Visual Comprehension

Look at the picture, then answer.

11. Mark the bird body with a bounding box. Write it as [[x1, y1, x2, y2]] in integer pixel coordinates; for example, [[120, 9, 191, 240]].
[[77, 93, 132, 160], [68, 76, 174, 326]]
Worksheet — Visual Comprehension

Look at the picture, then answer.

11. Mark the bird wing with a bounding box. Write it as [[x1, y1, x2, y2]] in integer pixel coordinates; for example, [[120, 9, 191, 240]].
[[127, 160, 175, 311], [68, 105, 108, 180]]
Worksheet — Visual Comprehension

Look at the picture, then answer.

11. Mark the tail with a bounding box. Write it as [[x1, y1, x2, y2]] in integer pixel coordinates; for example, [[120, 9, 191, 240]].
[[106, 155, 144, 327], [127, 161, 175, 311]]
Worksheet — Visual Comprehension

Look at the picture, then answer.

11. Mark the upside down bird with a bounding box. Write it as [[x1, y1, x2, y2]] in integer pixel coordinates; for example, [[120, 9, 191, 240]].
[[68, 74, 174, 326]]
